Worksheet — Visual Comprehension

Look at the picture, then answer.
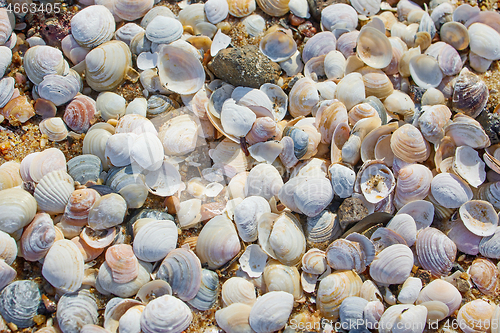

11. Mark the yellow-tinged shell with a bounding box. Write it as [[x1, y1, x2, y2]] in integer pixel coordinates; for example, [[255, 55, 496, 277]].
[[357, 67, 394, 100], [390, 124, 430, 163], [348, 103, 378, 126], [0, 161, 22, 191], [289, 77, 319, 118], [457, 300, 496, 333], [317, 270, 362, 321], [1, 96, 35, 126], [469, 258, 498, 295], [256, 0, 289, 16], [227, 0, 256, 17], [263, 259, 303, 301], [39, 117, 69, 142], [0, 188, 37, 234]]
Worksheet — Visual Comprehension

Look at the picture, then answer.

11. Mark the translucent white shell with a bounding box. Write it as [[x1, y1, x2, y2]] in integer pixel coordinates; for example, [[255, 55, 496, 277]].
[[249, 291, 294, 333], [398, 277, 422, 304], [38, 73, 81, 107], [158, 114, 199, 156], [369, 244, 413, 285], [113, 0, 154, 21], [71, 5, 115, 48], [0, 188, 37, 234], [245, 163, 283, 201], [205, 0, 229, 24], [357, 27, 392, 69], [133, 219, 178, 262], [459, 200, 498, 237], [140, 295, 192, 333], [42, 239, 84, 292], [452, 146, 486, 188], [397, 200, 434, 230], [234, 196, 271, 242]]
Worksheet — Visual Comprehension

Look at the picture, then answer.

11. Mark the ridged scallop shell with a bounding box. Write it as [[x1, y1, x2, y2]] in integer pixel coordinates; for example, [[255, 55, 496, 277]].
[[222, 277, 256, 306], [24, 45, 68, 85], [317, 270, 363, 321], [393, 164, 432, 209], [249, 291, 294, 333], [451, 68, 489, 119], [459, 200, 498, 237], [431, 173, 473, 209], [57, 290, 98, 333], [288, 77, 319, 118], [326, 239, 366, 273], [369, 244, 413, 285], [133, 219, 178, 262], [105, 244, 139, 284], [457, 300, 496, 333], [263, 260, 302, 301], [416, 227, 456, 277], [390, 124, 430, 163], [216, 303, 253, 333], [42, 239, 84, 292], [34, 170, 75, 215], [85, 40, 132, 92], [140, 295, 192, 333], [321, 3, 358, 31], [157, 44, 204, 95], [258, 212, 306, 266], [0, 161, 22, 191], [196, 215, 241, 269], [378, 304, 428, 333], [64, 95, 97, 133], [469, 258, 498, 295], [20, 213, 55, 262], [187, 269, 219, 311], [0, 280, 40, 328], [157, 247, 202, 302], [0, 188, 37, 234], [71, 5, 115, 48], [39, 117, 69, 142], [97, 261, 151, 298], [0, 259, 16, 290]]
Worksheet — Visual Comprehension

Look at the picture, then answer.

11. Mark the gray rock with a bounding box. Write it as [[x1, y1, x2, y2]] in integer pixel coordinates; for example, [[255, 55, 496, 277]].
[[477, 110, 500, 145], [208, 45, 281, 88], [338, 197, 369, 230]]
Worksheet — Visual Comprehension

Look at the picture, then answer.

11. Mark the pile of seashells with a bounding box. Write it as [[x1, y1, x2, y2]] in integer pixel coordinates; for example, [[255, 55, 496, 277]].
[[1, 0, 500, 331]]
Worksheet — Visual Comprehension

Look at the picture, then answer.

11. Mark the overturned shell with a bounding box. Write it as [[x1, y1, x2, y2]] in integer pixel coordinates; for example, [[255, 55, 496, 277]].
[[157, 247, 202, 302], [416, 227, 456, 277], [140, 295, 192, 333], [369, 244, 413, 285], [0, 280, 40, 328], [261, 31, 297, 63], [358, 160, 396, 204], [20, 213, 56, 262], [42, 239, 84, 292], [249, 291, 294, 333], [453, 146, 486, 188], [459, 200, 498, 237], [357, 27, 392, 69]]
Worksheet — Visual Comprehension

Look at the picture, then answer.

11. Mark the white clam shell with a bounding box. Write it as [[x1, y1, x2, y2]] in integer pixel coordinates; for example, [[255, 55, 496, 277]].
[[220, 99, 256, 137], [452, 146, 486, 188], [351, 0, 381, 16], [38, 73, 81, 107], [468, 23, 500, 61], [145, 16, 182, 44], [416, 227, 456, 277], [245, 163, 283, 201], [158, 114, 199, 156], [431, 173, 473, 209], [369, 244, 413, 285], [416, 279, 461, 317], [115, 23, 144, 46], [398, 277, 422, 304], [234, 196, 271, 242], [0, 230, 17, 265], [130, 132, 164, 172], [57, 290, 98, 333], [302, 248, 327, 275], [459, 200, 498, 237], [113, 0, 154, 21], [140, 295, 192, 333], [196, 215, 241, 269], [24, 45, 69, 85], [321, 3, 358, 31], [133, 220, 178, 262], [42, 239, 84, 292], [409, 54, 444, 88], [249, 291, 294, 333], [105, 133, 137, 167], [71, 5, 115, 49], [96, 92, 126, 121], [393, 164, 433, 209], [205, 0, 229, 24], [34, 170, 75, 215], [216, 303, 254, 333], [88, 193, 127, 230], [0, 259, 16, 291], [0, 46, 11, 79], [0, 188, 37, 234], [386, 214, 417, 247], [259, 30, 297, 63], [0, 77, 16, 109], [329, 163, 355, 198], [357, 27, 392, 68], [288, 77, 319, 117], [232, 86, 274, 118], [378, 304, 428, 333], [39, 117, 69, 142], [264, 259, 303, 301], [222, 277, 256, 306], [335, 72, 366, 110], [0, 9, 13, 46]]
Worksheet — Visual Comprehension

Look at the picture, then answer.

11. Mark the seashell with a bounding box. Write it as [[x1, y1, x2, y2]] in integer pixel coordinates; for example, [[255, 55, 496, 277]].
[[245, 163, 283, 201], [220, 100, 256, 138], [259, 29, 297, 63], [64, 95, 97, 133], [329, 163, 355, 198], [453, 146, 486, 188], [301, 248, 327, 275], [140, 6, 175, 28], [302, 32, 337, 65], [239, 244, 268, 278], [137, 280, 172, 304], [418, 12, 436, 39], [326, 239, 366, 273], [57, 289, 98, 333], [409, 54, 443, 89], [378, 304, 428, 333], [42, 239, 84, 292], [337, 31, 360, 60], [158, 114, 199, 156], [125, 97, 147, 117], [97, 261, 151, 298], [468, 23, 500, 61], [242, 14, 266, 37], [146, 95, 178, 117], [440, 21, 469, 51], [72, 236, 104, 262], [222, 277, 256, 306], [249, 291, 294, 333], [145, 16, 182, 44], [396, 200, 434, 231], [369, 227, 406, 253], [294, 176, 334, 217], [451, 68, 489, 119], [85, 40, 132, 92], [215, 303, 254, 333], [339, 296, 369, 330], [129, 132, 163, 172], [393, 164, 432, 209], [317, 270, 362, 320], [469, 51, 493, 73], [61, 34, 90, 65], [187, 269, 219, 311], [71, 5, 115, 48], [80, 226, 116, 250], [227, 0, 256, 17], [24, 45, 68, 86], [386, 214, 417, 247], [342, 117, 381, 165], [245, 117, 278, 146], [357, 27, 392, 69], [479, 226, 500, 259], [20, 213, 56, 261], [256, 0, 289, 16], [416, 227, 456, 277], [38, 72, 81, 107], [0, 46, 11, 79], [360, 280, 382, 302], [360, 122, 398, 163], [390, 124, 429, 163], [468, 258, 498, 295], [397, 0, 422, 21], [445, 114, 490, 149], [1, 95, 36, 126], [457, 300, 496, 333], [335, 72, 365, 111], [364, 300, 384, 328], [0, 259, 16, 290], [115, 23, 144, 46], [435, 43, 462, 76], [67, 155, 102, 185], [39, 117, 69, 142], [0, 280, 40, 328], [205, 0, 229, 24], [288, 77, 319, 117], [96, 92, 126, 121], [234, 196, 271, 242], [459, 200, 497, 237], [0, 8, 12, 46], [264, 259, 302, 301], [105, 244, 138, 284], [398, 277, 422, 304], [417, 104, 451, 144], [133, 219, 178, 262], [140, 295, 192, 333], [431, 172, 473, 209], [420, 300, 449, 323], [0, 161, 22, 191], [113, 0, 153, 21], [0, 188, 37, 233], [305, 210, 342, 249], [383, 90, 415, 122], [321, 3, 358, 31], [157, 247, 202, 302], [357, 160, 395, 204], [176, 198, 202, 229], [26, 148, 67, 184], [196, 215, 241, 269], [369, 244, 413, 285], [289, 0, 309, 18], [0, 77, 15, 109], [358, 67, 394, 100], [104, 133, 136, 168], [34, 170, 75, 215], [105, 165, 148, 209], [430, 2, 453, 29]]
